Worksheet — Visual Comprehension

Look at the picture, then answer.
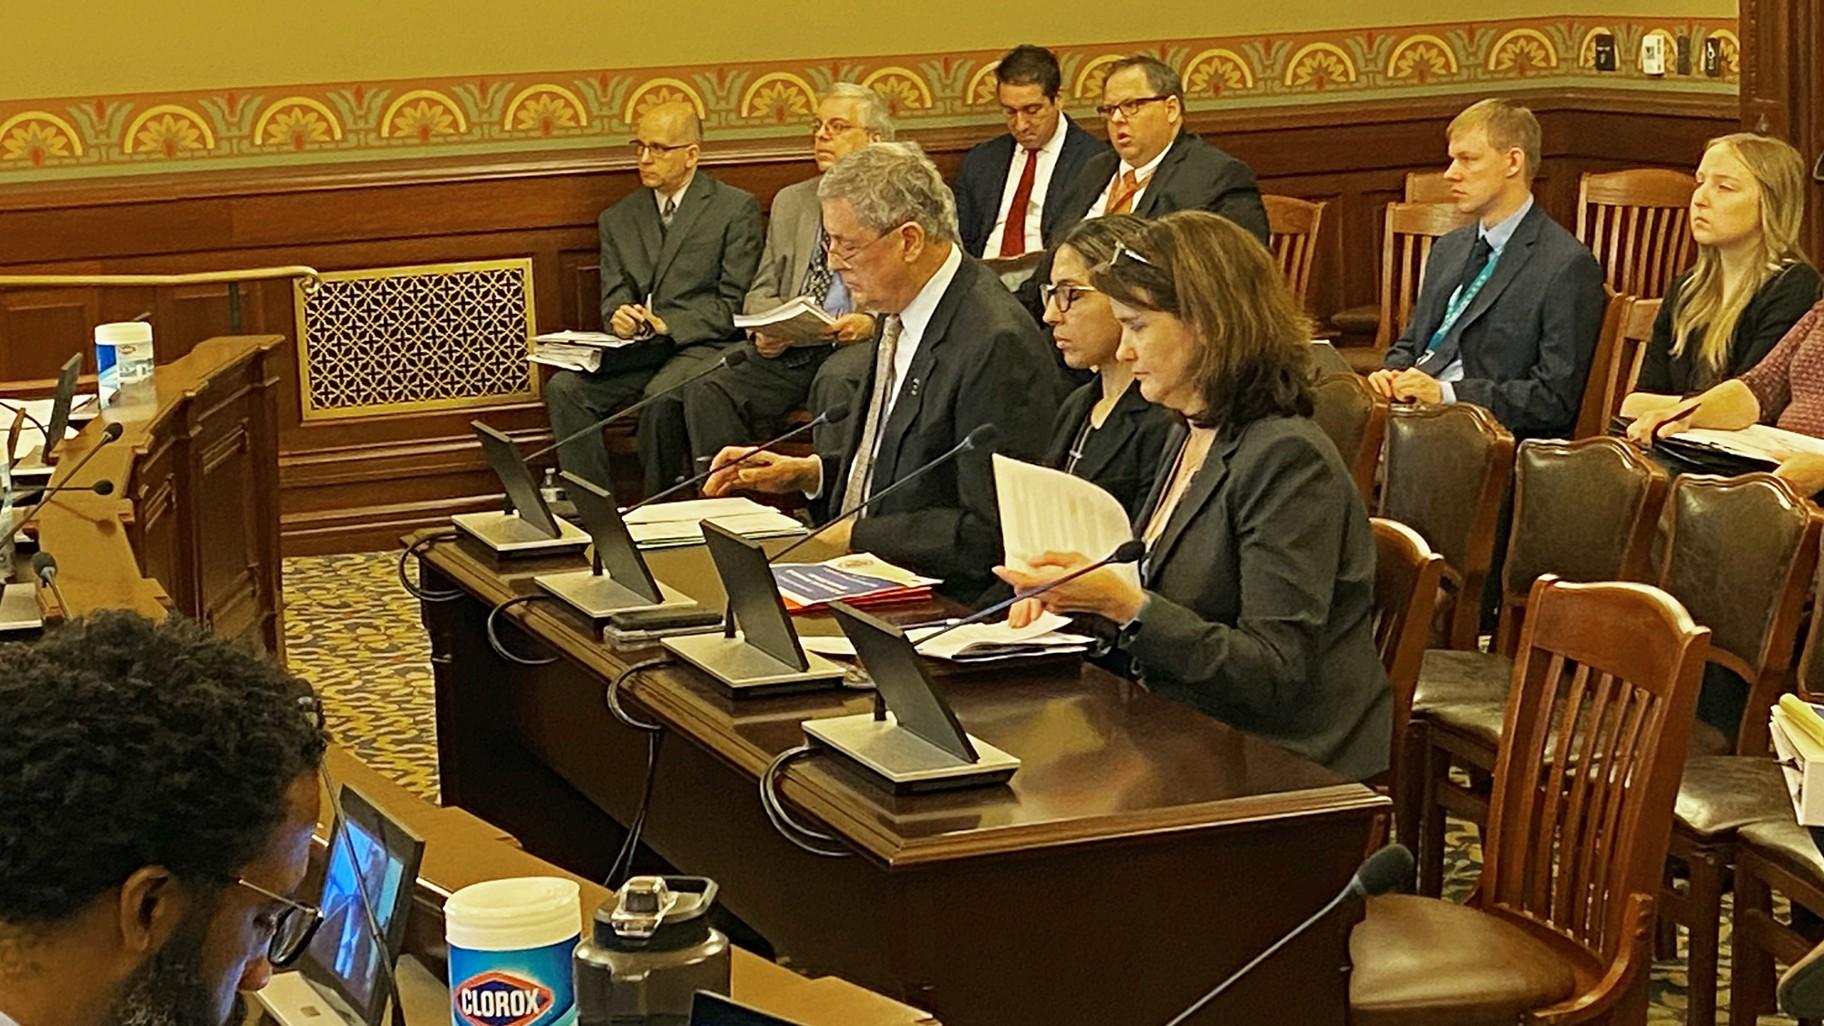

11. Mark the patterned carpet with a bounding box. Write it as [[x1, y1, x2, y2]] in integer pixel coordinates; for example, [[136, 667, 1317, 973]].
[[282, 550, 1799, 1025]]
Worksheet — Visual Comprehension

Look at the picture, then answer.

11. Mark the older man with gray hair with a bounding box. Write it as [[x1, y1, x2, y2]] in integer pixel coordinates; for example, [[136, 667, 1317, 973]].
[[683, 83, 892, 464], [705, 141, 1063, 600]]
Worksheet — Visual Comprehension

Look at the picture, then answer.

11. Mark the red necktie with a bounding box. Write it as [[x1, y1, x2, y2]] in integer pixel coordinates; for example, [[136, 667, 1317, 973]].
[[998, 148, 1040, 257]]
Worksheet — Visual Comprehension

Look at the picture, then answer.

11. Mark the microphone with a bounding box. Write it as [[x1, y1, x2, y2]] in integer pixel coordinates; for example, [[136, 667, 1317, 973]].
[[1162, 844, 1413, 1026], [765, 423, 999, 566], [12, 479, 116, 505], [30, 551, 68, 620], [915, 539, 1147, 646], [628, 406, 850, 511], [524, 347, 750, 462], [3, 422, 123, 544]]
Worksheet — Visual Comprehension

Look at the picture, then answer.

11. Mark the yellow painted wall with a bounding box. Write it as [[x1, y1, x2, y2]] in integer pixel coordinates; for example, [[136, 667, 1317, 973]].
[[7, 0, 1737, 99]]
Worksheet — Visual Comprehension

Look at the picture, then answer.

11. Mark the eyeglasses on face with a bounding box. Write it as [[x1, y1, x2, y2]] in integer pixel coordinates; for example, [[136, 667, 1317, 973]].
[[811, 118, 858, 138], [1094, 95, 1171, 121], [234, 876, 324, 968], [826, 222, 911, 266], [629, 139, 692, 158], [1041, 282, 1099, 314]]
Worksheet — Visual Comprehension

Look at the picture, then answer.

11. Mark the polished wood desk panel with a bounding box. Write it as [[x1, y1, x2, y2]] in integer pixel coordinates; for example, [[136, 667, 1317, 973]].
[[318, 748, 938, 1026], [16, 335, 284, 651], [417, 532, 1388, 1026]]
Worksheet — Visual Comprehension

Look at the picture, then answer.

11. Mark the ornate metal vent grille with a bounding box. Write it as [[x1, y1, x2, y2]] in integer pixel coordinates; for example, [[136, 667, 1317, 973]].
[[294, 259, 537, 421]]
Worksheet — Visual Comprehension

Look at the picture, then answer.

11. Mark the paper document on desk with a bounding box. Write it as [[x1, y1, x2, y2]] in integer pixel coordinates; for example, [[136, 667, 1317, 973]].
[[772, 553, 939, 610], [993, 455, 1140, 588], [733, 297, 837, 343], [1664, 424, 1824, 466], [800, 611, 1091, 662], [620, 496, 807, 548]]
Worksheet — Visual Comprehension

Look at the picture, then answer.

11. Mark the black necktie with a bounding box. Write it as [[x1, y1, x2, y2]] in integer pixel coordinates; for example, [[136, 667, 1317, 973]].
[[661, 196, 677, 231], [1457, 236, 1493, 297]]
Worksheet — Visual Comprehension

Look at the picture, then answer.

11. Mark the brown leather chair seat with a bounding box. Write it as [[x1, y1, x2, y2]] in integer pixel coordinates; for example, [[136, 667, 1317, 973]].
[[1426, 692, 1732, 756], [1737, 815, 1824, 875], [1349, 894, 1583, 1026], [1674, 756, 1793, 837], [1410, 649, 1509, 713]]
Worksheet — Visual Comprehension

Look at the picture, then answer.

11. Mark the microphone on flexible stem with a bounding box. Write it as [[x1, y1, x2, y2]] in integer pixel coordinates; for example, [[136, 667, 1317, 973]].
[[914, 538, 1147, 648], [1162, 844, 1414, 1026], [628, 406, 850, 511], [523, 347, 750, 463], [3, 421, 123, 545], [30, 551, 68, 621], [723, 423, 1000, 640], [12, 479, 116, 506]]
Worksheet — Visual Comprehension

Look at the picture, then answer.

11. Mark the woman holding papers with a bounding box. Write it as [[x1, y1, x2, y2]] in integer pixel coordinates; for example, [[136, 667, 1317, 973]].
[[996, 211, 1391, 780], [1622, 134, 1819, 407], [1624, 301, 1824, 493], [1039, 215, 1178, 520]]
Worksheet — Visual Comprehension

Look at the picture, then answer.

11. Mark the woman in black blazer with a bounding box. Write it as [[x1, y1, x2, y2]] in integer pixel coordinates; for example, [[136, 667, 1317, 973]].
[[1624, 132, 1819, 408], [997, 211, 1391, 780], [1038, 215, 1178, 520]]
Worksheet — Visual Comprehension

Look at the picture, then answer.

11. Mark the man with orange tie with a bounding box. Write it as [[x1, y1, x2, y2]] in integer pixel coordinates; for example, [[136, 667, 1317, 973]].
[[1018, 54, 1268, 317], [953, 45, 1106, 259]]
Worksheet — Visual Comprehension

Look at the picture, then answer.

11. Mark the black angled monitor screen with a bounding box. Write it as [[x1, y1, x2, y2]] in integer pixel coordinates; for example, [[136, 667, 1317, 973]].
[[561, 471, 661, 602], [828, 602, 978, 763], [299, 786, 425, 1026], [700, 520, 808, 670], [471, 421, 560, 538], [689, 992, 807, 1026], [41, 353, 83, 460]]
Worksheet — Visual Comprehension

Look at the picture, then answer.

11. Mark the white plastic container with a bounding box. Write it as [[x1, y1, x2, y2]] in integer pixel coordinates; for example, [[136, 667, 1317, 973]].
[[446, 877, 581, 1026], [94, 321, 154, 395]]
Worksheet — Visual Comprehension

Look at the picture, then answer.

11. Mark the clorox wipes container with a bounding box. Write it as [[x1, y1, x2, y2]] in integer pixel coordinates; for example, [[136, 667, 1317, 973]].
[[447, 877, 582, 1026]]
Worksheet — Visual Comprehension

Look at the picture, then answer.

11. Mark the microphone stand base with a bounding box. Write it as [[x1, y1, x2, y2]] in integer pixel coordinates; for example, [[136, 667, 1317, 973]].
[[533, 568, 691, 621], [803, 712, 1019, 793], [662, 631, 845, 696], [452, 510, 589, 557]]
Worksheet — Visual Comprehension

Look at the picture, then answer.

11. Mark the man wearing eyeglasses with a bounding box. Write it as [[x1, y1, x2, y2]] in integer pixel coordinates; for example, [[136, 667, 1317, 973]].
[[681, 84, 890, 467], [703, 143, 1063, 600], [953, 44, 1107, 259], [0, 611, 328, 1026], [543, 101, 763, 497]]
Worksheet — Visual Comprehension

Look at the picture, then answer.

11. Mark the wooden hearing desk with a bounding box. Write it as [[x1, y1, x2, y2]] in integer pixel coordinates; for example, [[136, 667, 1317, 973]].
[[415, 531, 1390, 1026], [11, 336, 932, 1026]]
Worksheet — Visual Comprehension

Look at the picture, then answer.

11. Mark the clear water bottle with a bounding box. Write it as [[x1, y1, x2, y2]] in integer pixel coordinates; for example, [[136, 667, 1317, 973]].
[[541, 468, 563, 507]]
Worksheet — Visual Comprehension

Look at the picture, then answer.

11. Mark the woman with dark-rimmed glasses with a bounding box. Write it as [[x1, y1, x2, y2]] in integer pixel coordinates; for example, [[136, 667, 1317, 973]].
[[996, 210, 1391, 780]]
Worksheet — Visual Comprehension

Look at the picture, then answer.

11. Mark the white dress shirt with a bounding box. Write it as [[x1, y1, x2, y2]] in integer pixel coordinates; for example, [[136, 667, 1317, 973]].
[[982, 115, 1071, 257], [654, 169, 695, 218], [1084, 139, 1172, 219]]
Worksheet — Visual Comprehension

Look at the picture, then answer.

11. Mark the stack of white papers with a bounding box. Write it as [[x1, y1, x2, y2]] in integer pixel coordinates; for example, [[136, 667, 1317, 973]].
[[800, 612, 1093, 663], [620, 496, 806, 548], [733, 298, 837, 343], [1666, 424, 1824, 466], [530, 331, 643, 373], [993, 455, 1141, 589]]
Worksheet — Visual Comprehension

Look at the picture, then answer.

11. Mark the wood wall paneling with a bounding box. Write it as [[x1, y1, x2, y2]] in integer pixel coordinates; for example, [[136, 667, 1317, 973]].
[[0, 92, 1736, 554]]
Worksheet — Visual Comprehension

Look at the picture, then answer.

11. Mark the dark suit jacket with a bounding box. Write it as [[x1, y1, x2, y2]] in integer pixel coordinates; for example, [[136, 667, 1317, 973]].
[[1042, 378, 1178, 522], [1115, 415, 1392, 780], [819, 254, 1065, 597], [598, 171, 763, 348], [1636, 261, 1822, 396], [1381, 201, 1605, 439], [954, 118, 1108, 257]]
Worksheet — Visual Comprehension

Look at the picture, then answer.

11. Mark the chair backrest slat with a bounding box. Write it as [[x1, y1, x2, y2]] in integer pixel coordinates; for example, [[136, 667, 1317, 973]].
[[1376, 201, 1474, 351], [1370, 517, 1446, 782], [1263, 194, 1326, 309], [1578, 169, 1697, 300]]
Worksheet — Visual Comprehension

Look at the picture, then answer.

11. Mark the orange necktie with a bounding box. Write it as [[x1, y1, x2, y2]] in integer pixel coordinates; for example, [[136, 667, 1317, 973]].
[[1106, 169, 1145, 215]]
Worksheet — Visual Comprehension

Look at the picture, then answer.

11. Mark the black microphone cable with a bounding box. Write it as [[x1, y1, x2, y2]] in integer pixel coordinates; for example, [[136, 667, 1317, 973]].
[[396, 528, 463, 602], [485, 593, 560, 667], [602, 656, 671, 888], [760, 745, 851, 859]]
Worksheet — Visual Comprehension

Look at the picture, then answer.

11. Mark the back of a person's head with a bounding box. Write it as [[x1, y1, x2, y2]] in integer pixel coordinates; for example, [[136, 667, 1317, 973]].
[[1449, 98, 1541, 181], [0, 612, 326, 927], [817, 141, 959, 243], [1092, 210, 1312, 428]]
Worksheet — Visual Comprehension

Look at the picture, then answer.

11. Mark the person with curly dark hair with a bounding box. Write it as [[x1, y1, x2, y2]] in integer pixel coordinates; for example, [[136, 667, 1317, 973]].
[[0, 611, 327, 1026]]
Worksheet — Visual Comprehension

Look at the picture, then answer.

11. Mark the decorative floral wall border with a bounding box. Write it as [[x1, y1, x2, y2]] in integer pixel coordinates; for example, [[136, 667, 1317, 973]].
[[0, 15, 1738, 182]]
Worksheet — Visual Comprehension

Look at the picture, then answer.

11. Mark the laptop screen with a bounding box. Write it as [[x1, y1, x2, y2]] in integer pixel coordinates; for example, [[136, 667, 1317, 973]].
[[689, 992, 807, 1026], [299, 786, 425, 1026]]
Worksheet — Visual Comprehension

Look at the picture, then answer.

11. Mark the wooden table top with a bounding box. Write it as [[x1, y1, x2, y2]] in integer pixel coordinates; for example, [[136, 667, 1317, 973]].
[[415, 529, 1386, 868]]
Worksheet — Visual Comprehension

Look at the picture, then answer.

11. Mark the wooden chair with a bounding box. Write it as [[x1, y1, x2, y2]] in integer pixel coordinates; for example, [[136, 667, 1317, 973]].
[[1263, 194, 1326, 309], [1596, 297, 1663, 429], [1653, 477, 1820, 1026], [1572, 289, 1633, 439], [1404, 170, 1453, 203], [1311, 372, 1387, 501], [1577, 169, 1698, 301], [1340, 201, 1478, 375], [1351, 577, 1710, 1026], [1404, 438, 1668, 894], [1370, 517, 1446, 852], [1377, 403, 1515, 651]]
